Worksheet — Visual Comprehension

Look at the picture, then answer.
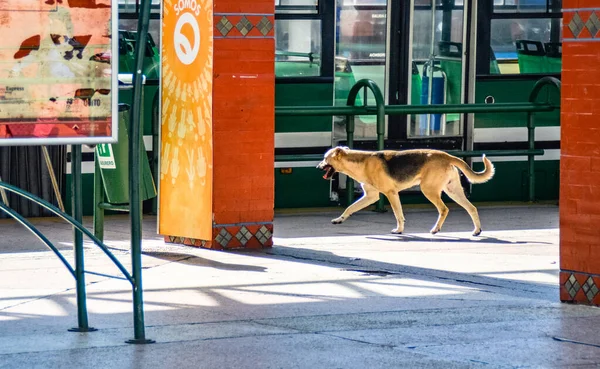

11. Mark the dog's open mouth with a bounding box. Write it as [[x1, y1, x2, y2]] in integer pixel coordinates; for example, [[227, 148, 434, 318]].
[[321, 164, 336, 180]]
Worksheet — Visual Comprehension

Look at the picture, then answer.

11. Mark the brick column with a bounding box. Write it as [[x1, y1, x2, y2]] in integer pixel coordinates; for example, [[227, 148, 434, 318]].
[[560, 5, 600, 305], [164, 0, 275, 250]]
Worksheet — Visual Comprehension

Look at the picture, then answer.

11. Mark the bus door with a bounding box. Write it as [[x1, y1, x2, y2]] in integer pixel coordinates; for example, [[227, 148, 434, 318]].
[[387, 0, 477, 149]]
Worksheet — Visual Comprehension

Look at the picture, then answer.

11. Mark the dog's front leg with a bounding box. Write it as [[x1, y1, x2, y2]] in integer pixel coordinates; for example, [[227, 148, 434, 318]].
[[332, 184, 380, 224], [384, 191, 405, 234]]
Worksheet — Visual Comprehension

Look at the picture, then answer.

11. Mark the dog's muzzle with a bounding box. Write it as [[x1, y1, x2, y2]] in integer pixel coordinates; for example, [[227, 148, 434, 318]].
[[317, 163, 336, 180]]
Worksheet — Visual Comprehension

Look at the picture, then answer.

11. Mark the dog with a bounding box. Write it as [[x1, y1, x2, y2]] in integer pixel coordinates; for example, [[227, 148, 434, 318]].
[[317, 146, 495, 236]]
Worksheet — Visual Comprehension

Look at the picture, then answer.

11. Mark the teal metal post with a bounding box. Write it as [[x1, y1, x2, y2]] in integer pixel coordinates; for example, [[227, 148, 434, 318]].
[[93, 159, 105, 242], [527, 76, 562, 203], [345, 79, 387, 212], [374, 89, 386, 213], [68, 145, 96, 333], [346, 114, 355, 205], [527, 112, 536, 202], [126, 0, 154, 345]]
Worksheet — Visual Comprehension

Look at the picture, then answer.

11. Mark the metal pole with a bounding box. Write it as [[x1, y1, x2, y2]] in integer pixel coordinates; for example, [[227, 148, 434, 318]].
[[68, 145, 96, 333], [346, 114, 355, 206], [42, 146, 65, 212], [126, 0, 154, 345], [527, 112, 536, 202], [93, 158, 105, 242], [344, 79, 387, 211], [375, 88, 386, 213], [426, 0, 437, 136], [526, 76, 561, 203], [426, 62, 433, 136]]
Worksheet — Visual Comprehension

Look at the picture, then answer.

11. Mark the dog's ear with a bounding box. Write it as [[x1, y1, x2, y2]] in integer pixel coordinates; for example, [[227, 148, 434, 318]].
[[330, 146, 346, 158]]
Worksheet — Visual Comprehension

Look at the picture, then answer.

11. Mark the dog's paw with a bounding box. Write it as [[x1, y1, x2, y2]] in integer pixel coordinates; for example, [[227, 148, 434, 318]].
[[472, 228, 482, 236], [331, 217, 345, 224], [430, 228, 440, 235], [391, 228, 403, 234]]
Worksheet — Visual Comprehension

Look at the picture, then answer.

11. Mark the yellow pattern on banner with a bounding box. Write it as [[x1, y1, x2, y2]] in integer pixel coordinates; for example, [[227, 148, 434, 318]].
[[159, 0, 213, 240]]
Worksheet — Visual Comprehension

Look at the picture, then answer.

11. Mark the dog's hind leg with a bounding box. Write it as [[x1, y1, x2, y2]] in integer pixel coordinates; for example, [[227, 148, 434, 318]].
[[420, 183, 449, 235], [443, 172, 482, 236], [384, 191, 405, 234], [332, 183, 379, 224]]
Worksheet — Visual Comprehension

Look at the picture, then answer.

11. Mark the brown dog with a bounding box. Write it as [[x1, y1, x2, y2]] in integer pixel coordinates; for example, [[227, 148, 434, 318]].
[[317, 147, 495, 236]]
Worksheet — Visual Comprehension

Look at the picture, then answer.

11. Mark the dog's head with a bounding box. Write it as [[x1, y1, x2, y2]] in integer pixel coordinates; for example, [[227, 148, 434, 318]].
[[317, 146, 349, 180]]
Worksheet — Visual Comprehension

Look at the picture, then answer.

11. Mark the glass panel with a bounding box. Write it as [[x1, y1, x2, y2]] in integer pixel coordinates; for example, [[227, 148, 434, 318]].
[[118, 0, 161, 13], [408, 9, 464, 138], [276, 0, 318, 5], [341, 0, 386, 4], [493, 0, 562, 13], [490, 18, 562, 74], [275, 20, 322, 77], [333, 1, 387, 142], [275, 0, 318, 13], [118, 0, 137, 12], [118, 18, 162, 51]]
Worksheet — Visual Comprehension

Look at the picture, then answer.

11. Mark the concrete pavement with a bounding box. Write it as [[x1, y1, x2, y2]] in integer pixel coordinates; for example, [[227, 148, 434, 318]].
[[1, 203, 600, 369]]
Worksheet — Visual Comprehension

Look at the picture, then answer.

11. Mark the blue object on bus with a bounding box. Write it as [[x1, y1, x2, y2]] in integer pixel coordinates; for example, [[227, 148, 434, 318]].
[[420, 73, 445, 134]]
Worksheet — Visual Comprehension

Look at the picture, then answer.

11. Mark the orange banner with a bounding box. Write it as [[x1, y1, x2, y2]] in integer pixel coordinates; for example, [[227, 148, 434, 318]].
[[159, 0, 213, 240]]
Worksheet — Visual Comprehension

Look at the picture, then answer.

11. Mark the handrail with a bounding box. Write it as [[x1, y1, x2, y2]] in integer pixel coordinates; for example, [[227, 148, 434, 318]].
[[345, 79, 387, 211], [0, 201, 76, 278], [275, 102, 558, 116], [527, 76, 561, 202], [0, 181, 134, 286]]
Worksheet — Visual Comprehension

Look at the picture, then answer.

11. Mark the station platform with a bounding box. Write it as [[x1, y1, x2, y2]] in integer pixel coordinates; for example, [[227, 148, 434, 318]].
[[1, 203, 600, 368]]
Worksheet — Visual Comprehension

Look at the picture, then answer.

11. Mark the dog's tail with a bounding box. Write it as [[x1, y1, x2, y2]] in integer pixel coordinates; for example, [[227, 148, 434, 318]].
[[450, 154, 495, 184]]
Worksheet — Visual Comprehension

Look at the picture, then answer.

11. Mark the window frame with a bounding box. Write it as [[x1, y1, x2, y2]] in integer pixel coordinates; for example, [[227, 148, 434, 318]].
[[275, 0, 335, 82]]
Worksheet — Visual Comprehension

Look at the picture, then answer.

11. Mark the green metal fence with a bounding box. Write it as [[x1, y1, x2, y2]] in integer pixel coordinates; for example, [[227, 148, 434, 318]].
[[0, 0, 155, 344], [275, 76, 561, 209]]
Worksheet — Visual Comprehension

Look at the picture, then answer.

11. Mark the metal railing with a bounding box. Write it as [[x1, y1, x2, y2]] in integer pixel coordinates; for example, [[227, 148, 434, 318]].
[[275, 76, 561, 209], [0, 0, 154, 344]]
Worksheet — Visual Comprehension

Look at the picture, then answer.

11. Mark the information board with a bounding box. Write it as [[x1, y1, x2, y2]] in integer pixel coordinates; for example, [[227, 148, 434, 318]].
[[0, 0, 118, 146]]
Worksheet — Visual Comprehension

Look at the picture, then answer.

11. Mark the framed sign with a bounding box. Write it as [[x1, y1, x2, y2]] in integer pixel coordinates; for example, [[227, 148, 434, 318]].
[[0, 0, 118, 146]]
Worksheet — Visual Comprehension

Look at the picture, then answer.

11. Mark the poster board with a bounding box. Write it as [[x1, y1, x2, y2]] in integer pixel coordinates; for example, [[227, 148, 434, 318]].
[[158, 0, 213, 240], [0, 0, 118, 146]]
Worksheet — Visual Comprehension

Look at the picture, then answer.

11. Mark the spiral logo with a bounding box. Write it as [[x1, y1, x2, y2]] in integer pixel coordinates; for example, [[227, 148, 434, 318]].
[[174, 12, 200, 65]]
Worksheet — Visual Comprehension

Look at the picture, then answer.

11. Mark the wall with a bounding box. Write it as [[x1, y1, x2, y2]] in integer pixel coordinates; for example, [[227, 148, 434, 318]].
[[559, 4, 600, 304]]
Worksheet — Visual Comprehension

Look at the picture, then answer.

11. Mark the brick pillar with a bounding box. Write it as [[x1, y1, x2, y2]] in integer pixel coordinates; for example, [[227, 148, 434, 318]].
[[163, 0, 275, 250], [560, 5, 600, 305]]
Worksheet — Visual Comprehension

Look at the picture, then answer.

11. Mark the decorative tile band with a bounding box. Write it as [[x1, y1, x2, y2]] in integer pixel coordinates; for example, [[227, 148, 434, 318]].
[[564, 9, 600, 40], [164, 236, 211, 248], [214, 13, 274, 39], [213, 223, 274, 249], [560, 271, 600, 306], [164, 222, 274, 250]]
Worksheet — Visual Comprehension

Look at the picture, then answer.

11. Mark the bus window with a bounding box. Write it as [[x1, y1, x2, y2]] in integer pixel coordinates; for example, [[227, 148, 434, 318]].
[[493, 0, 561, 13], [334, 0, 388, 141], [275, 20, 322, 77], [488, 0, 562, 74], [275, 0, 318, 13]]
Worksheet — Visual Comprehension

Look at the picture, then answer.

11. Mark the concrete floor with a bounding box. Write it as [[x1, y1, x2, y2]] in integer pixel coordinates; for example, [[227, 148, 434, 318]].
[[1, 203, 600, 369]]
